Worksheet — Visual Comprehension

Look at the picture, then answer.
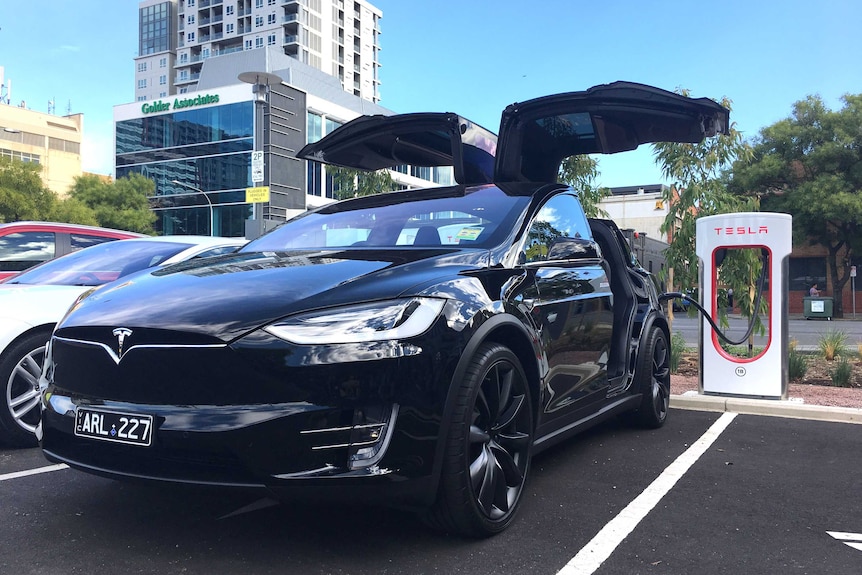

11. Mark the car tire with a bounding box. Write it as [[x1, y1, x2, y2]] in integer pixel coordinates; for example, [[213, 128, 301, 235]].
[[424, 342, 533, 537], [0, 330, 50, 447], [628, 327, 671, 429]]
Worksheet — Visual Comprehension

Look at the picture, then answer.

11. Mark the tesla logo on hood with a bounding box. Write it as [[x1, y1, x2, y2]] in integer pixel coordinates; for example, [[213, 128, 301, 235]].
[[112, 328, 133, 358]]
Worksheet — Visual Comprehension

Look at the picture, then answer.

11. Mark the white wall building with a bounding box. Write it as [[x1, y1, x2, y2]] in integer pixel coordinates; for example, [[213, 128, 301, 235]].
[[599, 184, 672, 242], [134, 0, 382, 104]]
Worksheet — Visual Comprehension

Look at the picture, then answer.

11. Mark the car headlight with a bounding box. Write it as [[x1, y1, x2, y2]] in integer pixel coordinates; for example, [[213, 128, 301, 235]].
[[264, 298, 446, 344]]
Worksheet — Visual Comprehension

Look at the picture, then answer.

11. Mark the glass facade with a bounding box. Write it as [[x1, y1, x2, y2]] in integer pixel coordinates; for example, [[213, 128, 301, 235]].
[[139, 2, 172, 55], [116, 101, 255, 237]]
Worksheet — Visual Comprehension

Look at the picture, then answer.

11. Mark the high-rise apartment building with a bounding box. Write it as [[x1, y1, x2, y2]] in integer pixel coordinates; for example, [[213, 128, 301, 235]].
[[134, 0, 382, 104]]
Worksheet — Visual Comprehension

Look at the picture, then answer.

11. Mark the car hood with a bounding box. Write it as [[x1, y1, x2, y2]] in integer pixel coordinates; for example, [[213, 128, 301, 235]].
[[57, 248, 487, 342]]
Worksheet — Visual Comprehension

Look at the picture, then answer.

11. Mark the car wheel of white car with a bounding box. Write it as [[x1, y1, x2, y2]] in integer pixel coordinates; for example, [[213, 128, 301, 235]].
[[0, 330, 50, 447]]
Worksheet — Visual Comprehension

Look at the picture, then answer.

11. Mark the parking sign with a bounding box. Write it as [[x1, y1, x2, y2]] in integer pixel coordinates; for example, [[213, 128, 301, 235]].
[[251, 151, 264, 183]]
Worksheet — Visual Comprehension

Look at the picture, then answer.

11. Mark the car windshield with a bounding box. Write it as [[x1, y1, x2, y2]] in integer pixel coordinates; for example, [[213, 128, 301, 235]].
[[245, 186, 529, 251], [6, 240, 193, 286]]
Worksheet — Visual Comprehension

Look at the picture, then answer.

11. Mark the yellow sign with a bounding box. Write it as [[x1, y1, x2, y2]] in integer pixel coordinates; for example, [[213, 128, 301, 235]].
[[245, 186, 270, 203]]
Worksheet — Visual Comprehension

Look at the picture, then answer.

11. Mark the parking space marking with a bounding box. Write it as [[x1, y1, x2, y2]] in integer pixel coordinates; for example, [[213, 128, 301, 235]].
[[0, 463, 68, 482], [827, 531, 862, 552], [557, 412, 738, 575]]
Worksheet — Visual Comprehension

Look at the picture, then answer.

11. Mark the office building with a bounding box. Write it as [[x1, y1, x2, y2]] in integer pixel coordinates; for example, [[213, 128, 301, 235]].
[[117, 47, 447, 238], [0, 66, 83, 196]]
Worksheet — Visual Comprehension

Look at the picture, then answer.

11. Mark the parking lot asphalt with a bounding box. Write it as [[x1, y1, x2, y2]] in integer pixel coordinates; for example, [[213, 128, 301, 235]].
[[3, 405, 862, 575]]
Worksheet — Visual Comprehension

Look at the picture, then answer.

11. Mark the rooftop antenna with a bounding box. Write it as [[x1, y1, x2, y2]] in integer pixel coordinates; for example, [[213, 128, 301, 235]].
[[66, 100, 71, 115], [48, 98, 55, 114]]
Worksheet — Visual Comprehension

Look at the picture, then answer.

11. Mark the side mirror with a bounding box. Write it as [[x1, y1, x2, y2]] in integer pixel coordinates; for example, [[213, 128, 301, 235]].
[[546, 237, 600, 261]]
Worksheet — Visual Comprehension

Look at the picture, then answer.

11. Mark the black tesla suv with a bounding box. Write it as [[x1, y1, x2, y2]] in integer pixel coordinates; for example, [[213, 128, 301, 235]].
[[40, 81, 728, 537]]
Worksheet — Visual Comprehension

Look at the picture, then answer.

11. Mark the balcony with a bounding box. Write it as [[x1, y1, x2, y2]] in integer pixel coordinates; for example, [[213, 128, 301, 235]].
[[175, 72, 201, 84]]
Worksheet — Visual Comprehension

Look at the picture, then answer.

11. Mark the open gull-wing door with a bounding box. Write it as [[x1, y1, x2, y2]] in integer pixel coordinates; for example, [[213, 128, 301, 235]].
[[494, 81, 730, 183], [297, 113, 498, 186]]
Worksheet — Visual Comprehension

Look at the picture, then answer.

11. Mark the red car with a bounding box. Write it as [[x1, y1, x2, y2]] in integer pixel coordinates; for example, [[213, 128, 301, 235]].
[[0, 222, 144, 282]]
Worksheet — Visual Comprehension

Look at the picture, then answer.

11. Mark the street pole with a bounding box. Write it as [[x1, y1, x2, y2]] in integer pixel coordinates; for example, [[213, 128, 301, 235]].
[[171, 180, 214, 236], [238, 71, 282, 240]]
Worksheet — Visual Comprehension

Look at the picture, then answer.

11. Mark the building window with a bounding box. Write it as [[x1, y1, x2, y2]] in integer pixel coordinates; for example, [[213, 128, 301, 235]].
[[179, 52, 189, 63], [159, 57, 167, 68], [159, 92, 167, 98], [187, 31, 195, 42], [139, 2, 170, 55], [226, 5, 234, 15], [790, 257, 827, 292], [179, 87, 188, 94], [255, 0, 263, 7], [307, 112, 323, 143], [226, 23, 234, 34], [267, 13, 276, 24], [159, 75, 167, 85], [255, 15, 263, 27], [267, 33, 276, 45], [188, 15, 195, 25], [255, 37, 263, 48], [268, 0, 276, 5], [137, 62, 147, 72], [137, 95, 147, 102], [188, 0, 195, 5], [138, 79, 147, 89], [244, 38, 253, 50]]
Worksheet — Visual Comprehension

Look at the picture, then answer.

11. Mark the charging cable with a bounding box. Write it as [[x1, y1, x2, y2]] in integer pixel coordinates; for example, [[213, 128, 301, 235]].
[[658, 250, 769, 346]]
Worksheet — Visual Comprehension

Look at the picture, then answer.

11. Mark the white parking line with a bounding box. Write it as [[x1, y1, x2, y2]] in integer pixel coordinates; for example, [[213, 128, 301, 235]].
[[558, 412, 738, 575], [0, 463, 68, 482]]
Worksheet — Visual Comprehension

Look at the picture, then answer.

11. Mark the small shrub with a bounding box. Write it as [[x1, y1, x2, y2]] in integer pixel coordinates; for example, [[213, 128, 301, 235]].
[[670, 332, 687, 374], [818, 329, 848, 361], [788, 347, 808, 381], [830, 356, 853, 387]]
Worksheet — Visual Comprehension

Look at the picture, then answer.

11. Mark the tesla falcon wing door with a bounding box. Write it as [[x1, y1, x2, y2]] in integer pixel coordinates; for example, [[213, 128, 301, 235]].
[[494, 81, 730, 183], [297, 112, 498, 185]]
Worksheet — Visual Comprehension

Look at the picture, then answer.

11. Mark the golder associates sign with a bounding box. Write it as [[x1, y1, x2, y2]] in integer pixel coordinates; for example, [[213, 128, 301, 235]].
[[141, 93, 221, 114]]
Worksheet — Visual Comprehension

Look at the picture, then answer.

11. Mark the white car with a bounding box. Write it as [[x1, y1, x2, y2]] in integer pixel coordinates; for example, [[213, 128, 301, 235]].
[[0, 235, 246, 447]]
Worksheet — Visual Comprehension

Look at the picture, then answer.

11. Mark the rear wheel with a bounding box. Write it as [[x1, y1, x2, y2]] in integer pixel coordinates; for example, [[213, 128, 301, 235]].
[[0, 330, 50, 447], [629, 327, 670, 429], [424, 342, 533, 537]]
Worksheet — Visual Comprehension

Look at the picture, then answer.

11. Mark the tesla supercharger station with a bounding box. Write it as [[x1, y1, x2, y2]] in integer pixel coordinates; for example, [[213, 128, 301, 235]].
[[695, 212, 792, 399]]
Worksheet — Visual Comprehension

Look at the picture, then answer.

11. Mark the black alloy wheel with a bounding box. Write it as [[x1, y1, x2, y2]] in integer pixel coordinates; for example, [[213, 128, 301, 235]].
[[425, 342, 533, 537], [631, 327, 671, 428], [0, 330, 50, 447]]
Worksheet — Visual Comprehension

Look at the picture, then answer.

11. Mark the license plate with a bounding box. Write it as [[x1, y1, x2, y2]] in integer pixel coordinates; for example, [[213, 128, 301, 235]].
[[74, 408, 154, 447]]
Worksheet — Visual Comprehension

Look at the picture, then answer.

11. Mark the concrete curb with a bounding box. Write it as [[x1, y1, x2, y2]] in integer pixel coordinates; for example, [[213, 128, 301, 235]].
[[670, 394, 862, 425]]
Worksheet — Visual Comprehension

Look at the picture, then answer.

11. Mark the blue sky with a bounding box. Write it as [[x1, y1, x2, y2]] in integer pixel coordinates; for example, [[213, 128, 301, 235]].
[[1, 0, 860, 187]]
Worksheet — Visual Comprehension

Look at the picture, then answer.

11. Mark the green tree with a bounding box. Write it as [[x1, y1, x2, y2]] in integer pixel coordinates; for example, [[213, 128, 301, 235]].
[[730, 94, 862, 318], [0, 157, 57, 222], [48, 197, 99, 226], [652, 92, 756, 329], [68, 173, 156, 234], [329, 167, 396, 200], [558, 155, 610, 218]]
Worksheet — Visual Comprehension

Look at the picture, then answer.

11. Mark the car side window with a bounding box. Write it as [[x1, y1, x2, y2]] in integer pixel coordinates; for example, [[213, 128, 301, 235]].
[[0, 231, 56, 272], [524, 193, 591, 264], [70, 234, 118, 251]]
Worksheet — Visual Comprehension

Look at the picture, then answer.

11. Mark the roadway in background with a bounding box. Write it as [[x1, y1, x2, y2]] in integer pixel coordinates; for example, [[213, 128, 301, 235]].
[[669, 314, 862, 350]]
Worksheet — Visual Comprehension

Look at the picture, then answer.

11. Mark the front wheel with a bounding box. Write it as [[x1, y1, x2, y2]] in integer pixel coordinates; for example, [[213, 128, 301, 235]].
[[629, 327, 671, 429], [1, 330, 51, 447], [424, 343, 533, 537]]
